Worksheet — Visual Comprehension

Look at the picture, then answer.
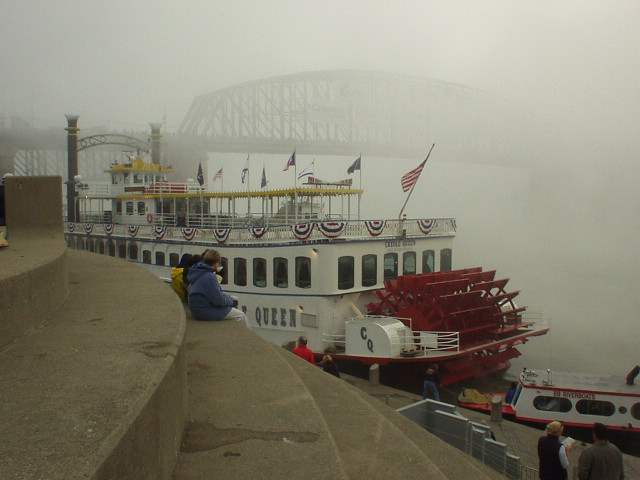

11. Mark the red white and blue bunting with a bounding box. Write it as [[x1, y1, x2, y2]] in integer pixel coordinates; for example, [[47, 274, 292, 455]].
[[364, 220, 386, 237], [317, 221, 348, 239], [153, 226, 167, 240], [181, 228, 197, 242], [103, 224, 114, 236], [213, 228, 230, 244], [127, 225, 140, 237], [291, 223, 315, 240], [417, 219, 436, 234], [84, 223, 94, 234], [67, 222, 75, 232], [249, 227, 269, 239]]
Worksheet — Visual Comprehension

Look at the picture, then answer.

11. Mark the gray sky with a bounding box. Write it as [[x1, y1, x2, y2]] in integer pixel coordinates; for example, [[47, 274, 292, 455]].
[[1, 0, 638, 141], [2, 0, 638, 373]]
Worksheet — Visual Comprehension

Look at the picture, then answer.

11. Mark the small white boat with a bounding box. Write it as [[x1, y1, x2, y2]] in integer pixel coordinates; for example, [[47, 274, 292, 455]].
[[459, 366, 640, 433]]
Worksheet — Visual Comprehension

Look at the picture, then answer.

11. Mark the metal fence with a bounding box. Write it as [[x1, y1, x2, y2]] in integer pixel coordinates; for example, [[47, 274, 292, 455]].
[[397, 399, 537, 479]]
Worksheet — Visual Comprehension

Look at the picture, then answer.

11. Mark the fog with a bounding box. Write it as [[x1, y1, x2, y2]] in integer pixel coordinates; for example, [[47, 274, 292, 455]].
[[1, 1, 638, 375]]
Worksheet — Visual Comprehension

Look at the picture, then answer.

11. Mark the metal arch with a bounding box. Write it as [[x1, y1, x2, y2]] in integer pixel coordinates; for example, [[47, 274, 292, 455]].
[[177, 70, 530, 160], [77, 134, 150, 153]]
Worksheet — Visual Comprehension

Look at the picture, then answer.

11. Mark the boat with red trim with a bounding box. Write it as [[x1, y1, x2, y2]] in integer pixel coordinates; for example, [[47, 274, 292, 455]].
[[459, 367, 640, 432], [64, 154, 549, 386]]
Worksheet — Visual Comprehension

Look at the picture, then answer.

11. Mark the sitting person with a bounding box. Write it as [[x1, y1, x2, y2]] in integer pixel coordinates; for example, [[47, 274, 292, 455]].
[[505, 381, 518, 404], [321, 355, 340, 378], [171, 253, 192, 302], [187, 249, 247, 325]]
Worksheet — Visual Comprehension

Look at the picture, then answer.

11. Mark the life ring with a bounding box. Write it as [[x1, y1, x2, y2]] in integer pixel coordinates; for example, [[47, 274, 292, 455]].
[[146, 213, 153, 223]]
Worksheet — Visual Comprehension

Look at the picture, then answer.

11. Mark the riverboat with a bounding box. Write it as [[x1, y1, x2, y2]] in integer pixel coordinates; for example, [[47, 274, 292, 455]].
[[64, 155, 549, 386], [458, 367, 640, 432]]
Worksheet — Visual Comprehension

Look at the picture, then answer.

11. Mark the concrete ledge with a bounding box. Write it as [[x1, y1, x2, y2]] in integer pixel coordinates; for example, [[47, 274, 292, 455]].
[[0, 250, 187, 480], [175, 314, 497, 480], [0, 236, 69, 348], [0, 175, 69, 348]]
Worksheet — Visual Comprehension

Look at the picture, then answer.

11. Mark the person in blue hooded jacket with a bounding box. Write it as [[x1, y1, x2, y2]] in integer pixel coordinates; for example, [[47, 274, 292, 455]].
[[187, 249, 247, 325]]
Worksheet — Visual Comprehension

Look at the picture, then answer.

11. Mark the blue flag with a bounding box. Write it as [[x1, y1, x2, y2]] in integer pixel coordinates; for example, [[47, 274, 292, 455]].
[[347, 156, 361, 174], [197, 162, 204, 185], [261, 165, 267, 188]]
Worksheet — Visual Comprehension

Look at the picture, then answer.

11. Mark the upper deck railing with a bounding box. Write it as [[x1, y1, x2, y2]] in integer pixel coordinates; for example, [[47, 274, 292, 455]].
[[65, 217, 456, 245]]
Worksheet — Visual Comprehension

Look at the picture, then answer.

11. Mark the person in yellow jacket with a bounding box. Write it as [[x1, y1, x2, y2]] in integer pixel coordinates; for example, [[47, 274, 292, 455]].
[[171, 254, 194, 302]]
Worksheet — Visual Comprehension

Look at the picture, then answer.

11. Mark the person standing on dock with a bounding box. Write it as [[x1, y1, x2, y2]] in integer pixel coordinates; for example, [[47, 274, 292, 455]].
[[576, 423, 624, 480], [422, 364, 440, 401], [292, 336, 316, 365], [537, 421, 569, 480]]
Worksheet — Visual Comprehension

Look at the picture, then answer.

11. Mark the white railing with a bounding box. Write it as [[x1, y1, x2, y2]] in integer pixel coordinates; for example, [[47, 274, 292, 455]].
[[64, 217, 456, 245], [519, 310, 550, 332]]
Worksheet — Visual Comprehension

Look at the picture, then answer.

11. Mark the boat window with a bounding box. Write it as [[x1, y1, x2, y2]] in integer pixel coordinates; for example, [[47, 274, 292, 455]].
[[220, 257, 228, 285], [576, 400, 615, 417], [338, 256, 355, 290], [134, 174, 142, 184], [422, 250, 435, 273], [384, 253, 398, 281], [234, 258, 247, 286], [403, 251, 416, 275], [116, 201, 122, 214], [295, 257, 311, 289], [195, 201, 209, 215], [169, 253, 179, 267], [440, 248, 452, 272], [253, 258, 267, 287], [631, 403, 640, 420], [88, 240, 95, 253], [142, 250, 151, 264], [118, 244, 127, 259], [273, 257, 288, 288], [155, 251, 165, 266], [362, 254, 377, 287], [137, 202, 145, 215], [107, 240, 115, 257], [533, 395, 572, 413], [157, 200, 172, 214], [128, 244, 138, 260], [66, 237, 73, 248], [126, 202, 134, 215], [98, 241, 105, 255]]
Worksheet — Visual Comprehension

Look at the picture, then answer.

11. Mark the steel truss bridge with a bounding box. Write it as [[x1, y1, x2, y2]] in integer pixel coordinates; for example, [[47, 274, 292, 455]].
[[3, 70, 546, 179], [179, 70, 539, 161]]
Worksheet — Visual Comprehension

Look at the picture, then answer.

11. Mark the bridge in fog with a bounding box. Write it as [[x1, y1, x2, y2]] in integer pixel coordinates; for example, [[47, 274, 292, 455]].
[[1, 70, 548, 179]]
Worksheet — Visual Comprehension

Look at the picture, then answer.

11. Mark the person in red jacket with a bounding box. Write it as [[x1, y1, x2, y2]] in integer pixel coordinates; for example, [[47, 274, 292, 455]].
[[292, 336, 316, 365]]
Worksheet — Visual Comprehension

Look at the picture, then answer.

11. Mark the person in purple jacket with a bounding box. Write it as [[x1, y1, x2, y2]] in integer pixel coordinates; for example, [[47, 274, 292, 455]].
[[187, 249, 247, 325]]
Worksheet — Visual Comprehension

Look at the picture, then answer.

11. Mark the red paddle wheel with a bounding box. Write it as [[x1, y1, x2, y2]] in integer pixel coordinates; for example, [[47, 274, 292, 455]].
[[366, 267, 546, 385]]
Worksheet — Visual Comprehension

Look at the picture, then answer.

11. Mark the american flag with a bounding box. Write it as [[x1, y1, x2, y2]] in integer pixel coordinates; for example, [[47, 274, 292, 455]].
[[284, 150, 296, 171], [401, 159, 427, 192], [213, 168, 222, 181]]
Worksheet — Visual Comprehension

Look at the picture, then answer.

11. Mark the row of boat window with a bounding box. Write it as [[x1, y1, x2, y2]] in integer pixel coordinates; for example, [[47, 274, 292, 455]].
[[68, 237, 452, 290], [116, 200, 209, 215], [533, 395, 640, 419]]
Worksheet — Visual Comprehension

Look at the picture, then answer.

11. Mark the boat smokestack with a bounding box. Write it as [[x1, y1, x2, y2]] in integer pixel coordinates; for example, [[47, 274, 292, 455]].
[[626, 365, 640, 385], [149, 122, 162, 165], [65, 114, 80, 222]]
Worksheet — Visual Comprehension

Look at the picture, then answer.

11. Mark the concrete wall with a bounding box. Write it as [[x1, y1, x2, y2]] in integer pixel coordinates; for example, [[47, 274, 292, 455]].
[[0, 176, 68, 347]]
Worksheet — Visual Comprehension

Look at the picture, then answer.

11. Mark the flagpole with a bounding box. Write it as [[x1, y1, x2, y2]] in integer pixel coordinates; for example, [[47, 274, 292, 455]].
[[358, 153, 362, 220], [246, 154, 250, 217], [293, 149, 297, 223], [398, 143, 435, 222]]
